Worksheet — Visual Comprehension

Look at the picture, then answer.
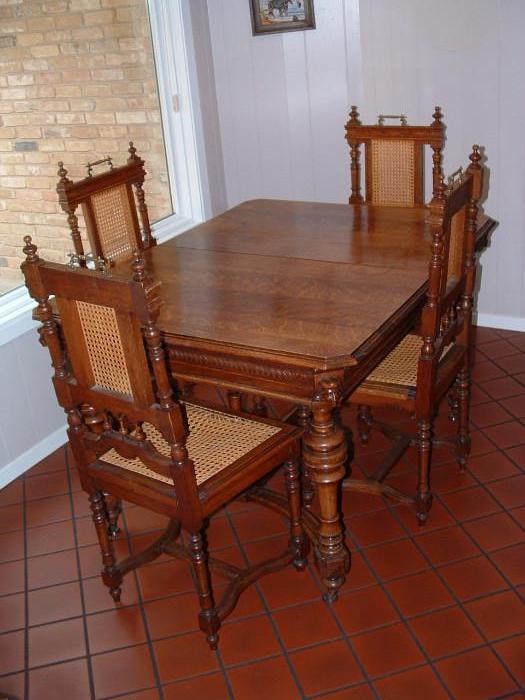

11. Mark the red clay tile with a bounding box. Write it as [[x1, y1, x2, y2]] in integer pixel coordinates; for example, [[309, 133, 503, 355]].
[[464, 512, 524, 551], [318, 685, 375, 700], [74, 515, 98, 547], [473, 327, 501, 344], [83, 573, 140, 614], [506, 443, 525, 469], [436, 646, 517, 699], [409, 606, 483, 658], [468, 450, 520, 482], [220, 614, 280, 666], [231, 504, 287, 542], [25, 494, 71, 528], [27, 549, 78, 590], [500, 393, 525, 419], [352, 622, 424, 678], [272, 599, 341, 649], [493, 634, 525, 687], [0, 593, 24, 633], [334, 551, 376, 594], [470, 430, 498, 456], [386, 570, 454, 617], [206, 514, 238, 550], [0, 559, 24, 595], [144, 592, 200, 639], [78, 539, 129, 579], [416, 525, 480, 565], [24, 470, 69, 501], [472, 360, 506, 383], [438, 556, 508, 601], [511, 505, 525, 528], [440, 486, 501, 521], [393, 500, 454, 534], [0, 503, 23, 533], [364, 538, 428, 580], [0, 672, 25, 700], [470, 401, 512, 428], [71, 490, 91, 518], [490, 543, 525, 585], [26, 519, 75, 557], [476, 338, 518, 359], [336, 585, 399, 635], [429, 463, 476, 494], [137, 559, 194, 600], [118, 691, 160, 700], [470, 384, 491, 406], [29, 617, 85, 668], [496, 353, 525, 374], [29, 446, 67, 476], [28, 581, 82, 626], [92, 644, 156, 698], [487, 474, 525, 509], [291, 639, 363, 695], [483, 421, 525, 449], [87, 605, 147, 654], [29, 658, 90, 700], [124, 505, 169, 536], [480, 377, 525, 401], [154, 631, 220, 683], [163, 674, 230, 700], [0, 479, 23, 507], [374, 666, 449, 699], [465, 590, 525, 641], [0, 630, 24, 675], [256, 565, 320, 610], [228, 656, 302, 700], [347, 509, 405, 547], [0, 529, 24, 563]]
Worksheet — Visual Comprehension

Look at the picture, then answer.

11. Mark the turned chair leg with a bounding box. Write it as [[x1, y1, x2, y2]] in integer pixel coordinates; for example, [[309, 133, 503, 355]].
[[415, 419, 433, 526], [189, 531, 220, 650], [89, 491, 123, 601], [284, 459, 309, 570], [456, 366, 471, 472], [447, 380, 459, 423], [357, 405, 372, 445], [104, 493, 122, 539]]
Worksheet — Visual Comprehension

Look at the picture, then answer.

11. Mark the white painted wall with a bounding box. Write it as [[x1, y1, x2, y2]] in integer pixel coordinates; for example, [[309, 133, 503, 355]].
[[206, 0, 525, 327], [0, 328, 66, 488]]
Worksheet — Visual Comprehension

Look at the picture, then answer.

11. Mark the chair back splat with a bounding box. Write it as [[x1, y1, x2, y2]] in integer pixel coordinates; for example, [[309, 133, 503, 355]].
[[21, 246, 306, 649], [56, 142, 155, 265], [345, 106, 445, 207]]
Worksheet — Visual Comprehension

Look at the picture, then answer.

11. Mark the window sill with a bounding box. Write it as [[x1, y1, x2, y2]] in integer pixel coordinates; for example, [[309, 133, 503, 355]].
[[0, 213, 198, 347]]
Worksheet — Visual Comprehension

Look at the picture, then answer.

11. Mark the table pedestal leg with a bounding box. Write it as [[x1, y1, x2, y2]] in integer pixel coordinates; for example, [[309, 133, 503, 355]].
[[303, 379, 350, 602]]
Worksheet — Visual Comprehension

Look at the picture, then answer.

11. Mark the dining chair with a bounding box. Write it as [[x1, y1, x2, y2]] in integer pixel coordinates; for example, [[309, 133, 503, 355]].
[[345, 106, 445, 207], [21, 244, 307, 650], [56, 141, 155, 266], [343, 146, 485, 524]]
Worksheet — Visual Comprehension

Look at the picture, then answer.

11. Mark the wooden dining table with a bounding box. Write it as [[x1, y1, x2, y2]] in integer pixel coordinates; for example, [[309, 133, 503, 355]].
[[118, 198, 497, 601]]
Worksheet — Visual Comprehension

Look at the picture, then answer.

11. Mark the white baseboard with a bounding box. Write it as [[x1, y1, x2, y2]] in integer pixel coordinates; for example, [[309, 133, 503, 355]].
[[0, 425, 68, 489], [476, 313, 525, 332]]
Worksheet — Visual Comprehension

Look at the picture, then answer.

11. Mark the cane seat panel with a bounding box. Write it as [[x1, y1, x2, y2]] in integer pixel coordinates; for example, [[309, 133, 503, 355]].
[[100, 402, 282, 485], [370, 140, 415, 206], [90, 184, 137, 261]]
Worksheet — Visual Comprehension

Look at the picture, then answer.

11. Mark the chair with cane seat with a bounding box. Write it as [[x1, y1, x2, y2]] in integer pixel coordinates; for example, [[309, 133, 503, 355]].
[[21, 243, 308, 650]]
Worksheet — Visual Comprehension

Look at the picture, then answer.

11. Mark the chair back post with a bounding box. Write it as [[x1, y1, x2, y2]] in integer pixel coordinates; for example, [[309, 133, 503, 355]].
[[430, 106, 445, 197], [56, 162, 86, 264], [128, 142, 155, 249], [346, 106, 364, 203]]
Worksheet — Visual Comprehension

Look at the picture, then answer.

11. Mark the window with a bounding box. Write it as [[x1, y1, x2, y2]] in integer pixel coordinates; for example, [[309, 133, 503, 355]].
[[0, 0, 205, 338]]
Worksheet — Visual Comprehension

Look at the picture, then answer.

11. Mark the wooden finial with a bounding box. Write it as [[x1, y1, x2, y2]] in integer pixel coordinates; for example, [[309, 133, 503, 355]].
[[348, 105, 361, 125], [57, 161, 70, 184], [128, 141, 138, 161], [469, 144, 481, 165], [130, 251, 147, 282], [432, 106, 443, 126], [23, 235, 39, 263]]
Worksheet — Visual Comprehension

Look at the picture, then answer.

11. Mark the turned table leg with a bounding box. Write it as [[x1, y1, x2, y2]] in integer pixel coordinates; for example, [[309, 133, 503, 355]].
[[303, 379, 350, 602]]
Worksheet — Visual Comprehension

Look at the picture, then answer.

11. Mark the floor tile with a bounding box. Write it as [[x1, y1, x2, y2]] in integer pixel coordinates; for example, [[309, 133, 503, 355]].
[[493, 633, 525, 687], [480, 377, 525, 401], [26, 519, 75, 557], [83, 573, 140, 614], [429, 462, 476, 494], [0, 480, 23, 507], [336, 551, 376, 594], [0, 529, 24, 563], [28, 581, 82, 626], [373, 666, 449, 700], [470, 401, 512, 428], [228, 656, 302, 700], [92, 644, 156, 698], [29, 446, 67, 476], [137, 559, 195, 600], [0, 630, 24, 675], [351, 622, 425, 678], [483, 421, 525, 449], [474, 338, 518, 360], [506, 443, 525, 469], [219, 614, 280, 666], [0, 592, 24, 633], [347, 509, 405, 547], [230, 505, 287, 542], [467, 450, 520, 483], [163, 673, 230, 700], [291, 639, 363, 696], [144, 592, 200, 640], [0, 503, 23, 533], [385, 570, 454, 617], [118, 690, 160, 700], [272, 599, 341, 649], [436, 646, 517, 699], [438, 556, 508, 601], [487, 474, 525, 509], [318, 685, 375, 700], [256, 565, 320, 610], [87, 605, 147, 654], [464, 512, 525, 551], [28, 617, 85, 668], [439, 486, 501, 521], [28, 658, 91, 700], [490, 543, 525, 586], [364, 538, 428, 580], [393, 500, 454, 534], [154, 631, 220, 683], [27, 549, 78, 590], [25, 470, 69, 501], [465, 590, 525, 641], [336, 585, 399, 635], [0, 559, 24, 596], [0, 672, 25, 700], [500, 393, 525, 419], [409, 606, 483, 658], [25, 494, 71, 528], [415, 525, 480, 565]]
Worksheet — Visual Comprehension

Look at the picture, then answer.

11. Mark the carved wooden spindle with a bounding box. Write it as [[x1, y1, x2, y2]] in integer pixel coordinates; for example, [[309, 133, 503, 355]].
[[415, 419, 433, 524], [296, 405, 314, 507], [302, 378, 349, 601], [105, 495, 122, 539], [189, 531, 220, 650], [284, 459, 309, 570], [357, 404, 372, 445], [252, 395, 267, 416], [89, 491, 122, 601]]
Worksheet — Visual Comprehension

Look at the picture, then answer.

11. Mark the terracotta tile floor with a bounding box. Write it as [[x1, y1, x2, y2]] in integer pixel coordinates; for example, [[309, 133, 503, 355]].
[[1, 326, 524, 699]]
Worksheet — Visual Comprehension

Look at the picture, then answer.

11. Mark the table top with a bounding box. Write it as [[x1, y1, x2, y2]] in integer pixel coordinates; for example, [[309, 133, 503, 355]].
[[138, 199, 494, 369]]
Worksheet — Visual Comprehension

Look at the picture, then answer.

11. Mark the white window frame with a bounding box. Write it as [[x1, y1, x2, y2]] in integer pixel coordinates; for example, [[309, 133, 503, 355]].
[[0, 0, 208, 345]]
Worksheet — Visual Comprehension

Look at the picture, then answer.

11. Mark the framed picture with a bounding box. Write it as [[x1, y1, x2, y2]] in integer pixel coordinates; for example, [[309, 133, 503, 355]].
[[250, 0, 315, 35]]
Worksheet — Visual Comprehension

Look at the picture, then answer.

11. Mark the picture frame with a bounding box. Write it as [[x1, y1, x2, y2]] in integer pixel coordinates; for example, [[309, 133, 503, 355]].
[[250, 0, 316, 36]]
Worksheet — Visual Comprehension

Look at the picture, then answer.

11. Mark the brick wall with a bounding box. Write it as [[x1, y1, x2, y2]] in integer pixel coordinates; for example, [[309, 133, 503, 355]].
[[0, 0, 172, 293]]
